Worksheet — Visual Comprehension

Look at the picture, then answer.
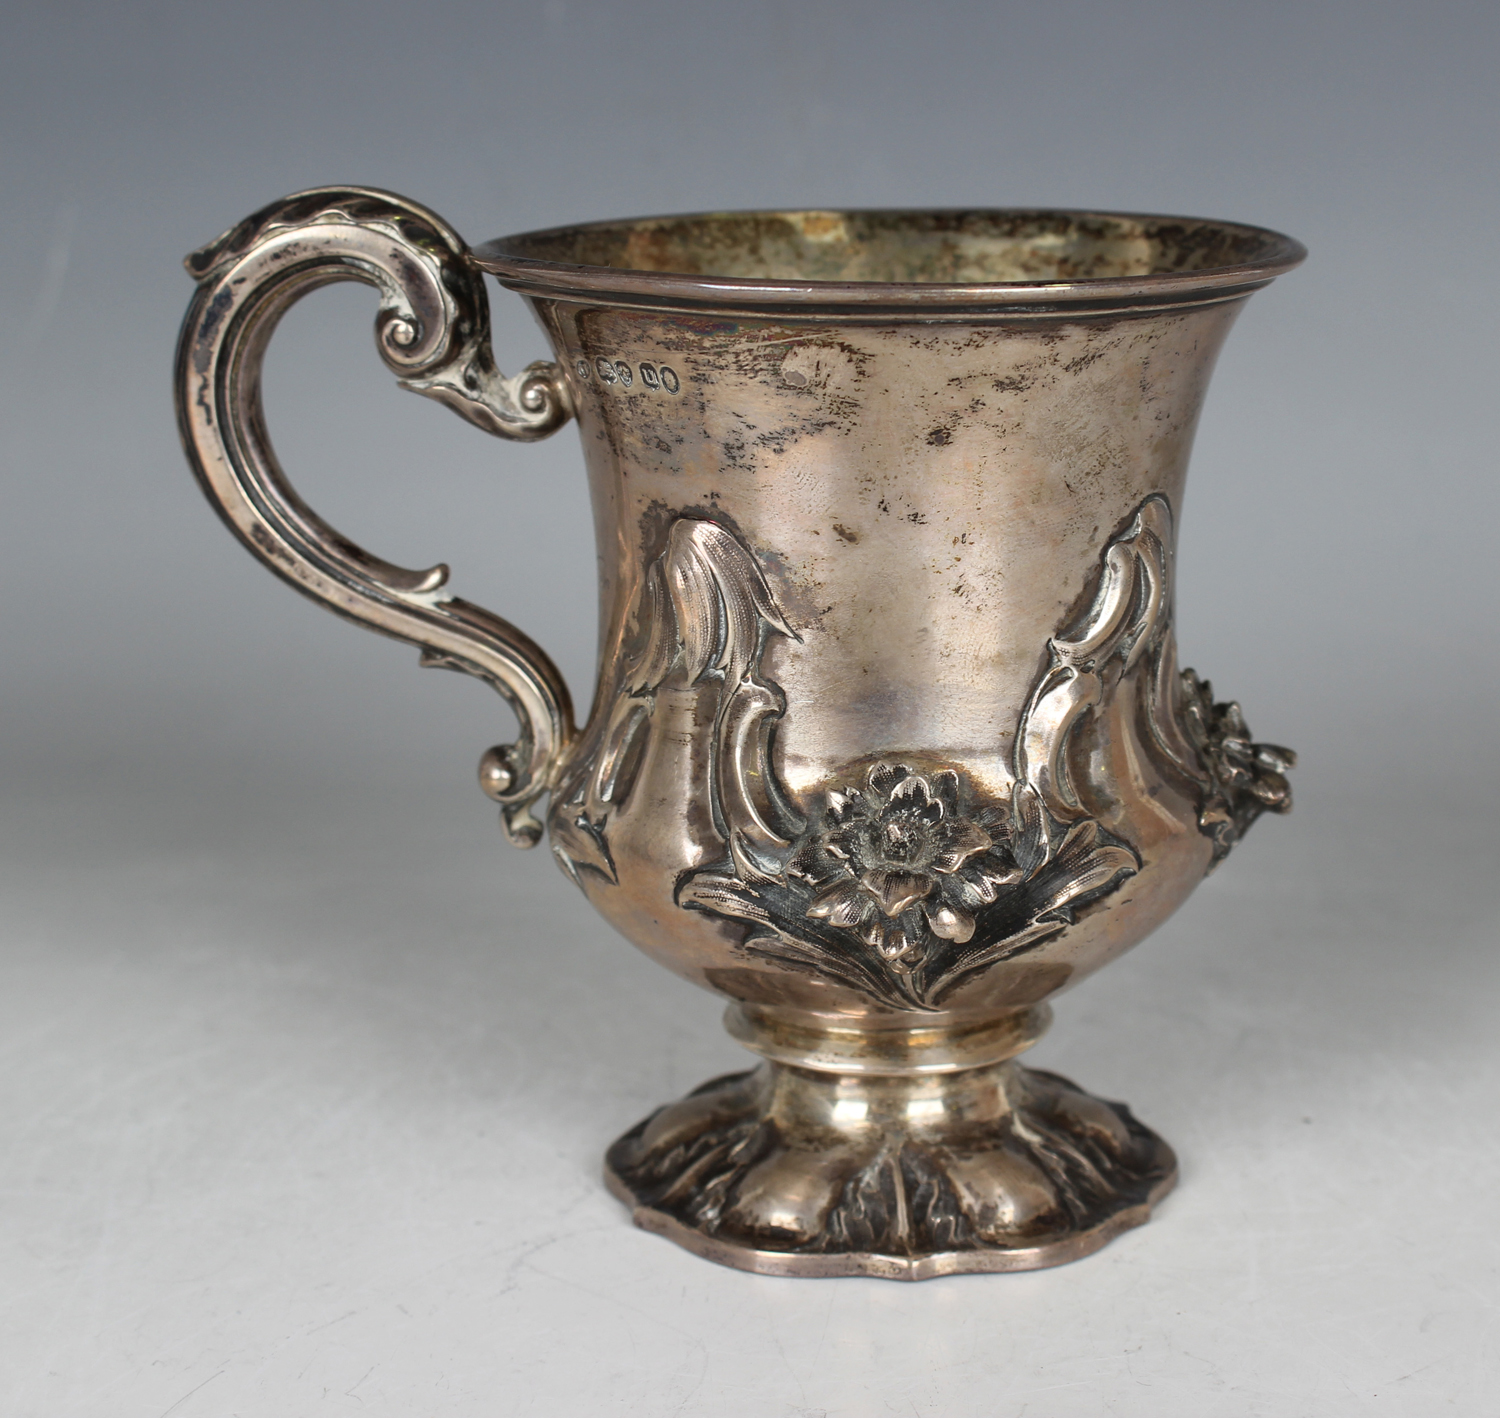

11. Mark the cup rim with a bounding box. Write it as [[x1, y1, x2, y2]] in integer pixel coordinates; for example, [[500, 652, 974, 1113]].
[[474, 206, 1306, 319]]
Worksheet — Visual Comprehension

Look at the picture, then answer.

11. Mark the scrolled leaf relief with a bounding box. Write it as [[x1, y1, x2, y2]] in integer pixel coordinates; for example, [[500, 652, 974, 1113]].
[[553, 494, 1294, 1010], [666, 497, 1181, 1013], [548, 515, 800, 888]]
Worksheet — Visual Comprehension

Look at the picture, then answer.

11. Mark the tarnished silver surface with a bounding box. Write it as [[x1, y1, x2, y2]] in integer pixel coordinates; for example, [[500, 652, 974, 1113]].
[[176, 193, 1301, 1278]]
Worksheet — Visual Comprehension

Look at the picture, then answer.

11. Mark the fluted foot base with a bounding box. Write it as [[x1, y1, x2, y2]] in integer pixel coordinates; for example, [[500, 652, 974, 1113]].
[[605, 1058, 1175, 1280]]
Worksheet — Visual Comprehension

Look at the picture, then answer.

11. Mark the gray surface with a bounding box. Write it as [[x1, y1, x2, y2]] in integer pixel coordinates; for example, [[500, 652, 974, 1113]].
[[2, 1, 1497, 1413]]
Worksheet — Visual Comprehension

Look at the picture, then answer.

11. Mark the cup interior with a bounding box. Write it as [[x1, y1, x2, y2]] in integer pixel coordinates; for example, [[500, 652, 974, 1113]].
[[490, 209, 1297, 285]]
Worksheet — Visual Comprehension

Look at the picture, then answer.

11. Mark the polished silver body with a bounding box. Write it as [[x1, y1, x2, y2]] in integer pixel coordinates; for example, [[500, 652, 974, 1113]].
[[177, 192, 1301, 1278]]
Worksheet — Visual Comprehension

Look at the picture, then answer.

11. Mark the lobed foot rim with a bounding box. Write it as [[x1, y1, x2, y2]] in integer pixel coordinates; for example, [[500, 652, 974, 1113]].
[[605, 1159, 1176, 1280], [605, 1064, 1177, 1280]]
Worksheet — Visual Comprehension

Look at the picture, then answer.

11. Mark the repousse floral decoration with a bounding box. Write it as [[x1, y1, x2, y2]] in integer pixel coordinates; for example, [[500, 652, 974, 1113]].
[[785, 762, 1022, 974]]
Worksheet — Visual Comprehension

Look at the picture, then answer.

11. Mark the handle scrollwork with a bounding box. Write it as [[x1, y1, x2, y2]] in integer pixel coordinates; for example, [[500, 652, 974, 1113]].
[[174, 187, 576, 847]]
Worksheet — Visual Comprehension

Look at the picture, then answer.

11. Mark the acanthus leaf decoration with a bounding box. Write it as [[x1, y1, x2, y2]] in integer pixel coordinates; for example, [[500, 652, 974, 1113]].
[[549, 517, 802, 888], [555, 495, 1294, 1010], [672, 498, 1191, 1013]]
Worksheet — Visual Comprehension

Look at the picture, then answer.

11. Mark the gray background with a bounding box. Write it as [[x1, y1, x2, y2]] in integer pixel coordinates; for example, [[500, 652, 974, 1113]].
[[2, 1, 1497, 1414]]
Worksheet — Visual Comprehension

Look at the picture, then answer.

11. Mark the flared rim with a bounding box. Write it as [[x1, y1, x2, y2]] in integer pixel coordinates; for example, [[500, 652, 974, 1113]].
[[475, 206, 1306, 319]]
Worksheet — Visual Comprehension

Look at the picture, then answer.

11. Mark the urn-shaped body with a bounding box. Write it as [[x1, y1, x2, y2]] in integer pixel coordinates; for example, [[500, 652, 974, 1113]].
[[531, 294, 1263, 1025]]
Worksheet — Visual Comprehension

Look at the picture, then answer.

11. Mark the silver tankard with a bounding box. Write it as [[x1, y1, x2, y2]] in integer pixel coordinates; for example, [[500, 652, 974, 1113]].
[[176, 193, 1302, 1279]]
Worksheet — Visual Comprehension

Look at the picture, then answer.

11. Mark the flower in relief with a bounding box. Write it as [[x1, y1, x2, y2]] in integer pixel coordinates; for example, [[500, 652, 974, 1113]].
[[786, 763, 1022, 972], [1179, 669, 1295, 853]]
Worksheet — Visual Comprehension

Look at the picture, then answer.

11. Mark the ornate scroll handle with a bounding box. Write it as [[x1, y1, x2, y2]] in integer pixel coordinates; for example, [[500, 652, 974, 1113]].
[[174, 187, 576, 847]]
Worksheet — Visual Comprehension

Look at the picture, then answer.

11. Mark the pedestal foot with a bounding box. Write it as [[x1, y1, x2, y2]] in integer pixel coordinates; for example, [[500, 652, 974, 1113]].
[[606, 1052, 1175, 1280]]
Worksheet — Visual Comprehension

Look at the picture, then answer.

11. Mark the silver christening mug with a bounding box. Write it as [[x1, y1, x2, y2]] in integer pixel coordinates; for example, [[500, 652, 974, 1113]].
[[176, 192, 1302, 1279]]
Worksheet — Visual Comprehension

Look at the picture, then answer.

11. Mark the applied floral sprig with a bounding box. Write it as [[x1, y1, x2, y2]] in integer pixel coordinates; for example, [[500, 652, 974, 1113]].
[[1180, 669, 1295, 860]]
